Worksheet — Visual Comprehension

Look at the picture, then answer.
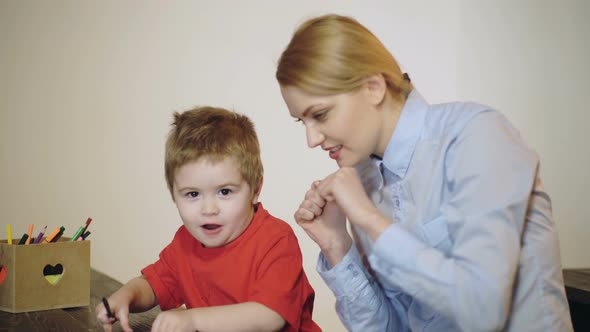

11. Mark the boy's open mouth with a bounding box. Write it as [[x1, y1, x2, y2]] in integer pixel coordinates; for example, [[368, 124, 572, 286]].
[[202, 224, 221, 230]]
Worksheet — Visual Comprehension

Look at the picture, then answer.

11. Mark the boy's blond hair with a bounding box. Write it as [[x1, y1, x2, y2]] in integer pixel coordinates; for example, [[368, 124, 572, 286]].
[[165, 106, 263, 200]]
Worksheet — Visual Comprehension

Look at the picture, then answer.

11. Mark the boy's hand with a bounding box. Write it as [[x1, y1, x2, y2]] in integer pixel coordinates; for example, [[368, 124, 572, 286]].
[[296, 179, 352, 266], [151, 309, 197, 332], [96, 295, 133, 332]]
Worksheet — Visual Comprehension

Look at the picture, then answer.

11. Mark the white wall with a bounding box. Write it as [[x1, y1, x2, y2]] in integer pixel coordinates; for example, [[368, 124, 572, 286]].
[[1, 1, 588, 330]]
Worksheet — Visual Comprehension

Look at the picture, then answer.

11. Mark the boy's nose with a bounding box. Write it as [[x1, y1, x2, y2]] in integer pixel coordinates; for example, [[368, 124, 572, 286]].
[[202, 198, 219, 215], [306, 124, 324, 148]]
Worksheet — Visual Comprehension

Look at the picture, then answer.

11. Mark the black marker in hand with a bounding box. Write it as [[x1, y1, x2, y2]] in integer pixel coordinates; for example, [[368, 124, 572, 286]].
[[102, 297, 115, 319]]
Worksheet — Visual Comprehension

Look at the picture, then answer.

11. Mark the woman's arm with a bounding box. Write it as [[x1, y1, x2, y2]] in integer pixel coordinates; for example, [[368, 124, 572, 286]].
[[300, 177, 410, 331], [318, 243, 410, 331]]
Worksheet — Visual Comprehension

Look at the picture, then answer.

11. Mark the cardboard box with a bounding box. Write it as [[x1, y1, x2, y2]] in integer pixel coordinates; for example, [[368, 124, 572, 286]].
[[0, 238, 90, 313]]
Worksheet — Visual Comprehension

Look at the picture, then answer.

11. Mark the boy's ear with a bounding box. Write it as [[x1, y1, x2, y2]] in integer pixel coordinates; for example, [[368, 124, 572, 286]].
[[364, 74, 387, 106], [252, 177, 263, 204]]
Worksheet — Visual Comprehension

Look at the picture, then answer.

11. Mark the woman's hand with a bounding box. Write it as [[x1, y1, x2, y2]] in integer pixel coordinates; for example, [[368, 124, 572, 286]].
[[295, 180, 352, 266], [317, 167, 391, 241]]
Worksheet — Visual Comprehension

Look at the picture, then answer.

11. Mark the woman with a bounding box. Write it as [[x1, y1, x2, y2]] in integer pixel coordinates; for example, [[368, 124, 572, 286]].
[[276, 14, 572, 331]]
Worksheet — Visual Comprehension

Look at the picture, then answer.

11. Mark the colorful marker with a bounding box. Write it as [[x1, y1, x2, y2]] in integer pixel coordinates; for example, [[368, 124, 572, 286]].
[[52, 228, 64, 242], [44, 226, 65, 243], [6, 224, 12, 245], [24, 224, 34, 245], [82, 217, 92, 234], [18, 233, 29, 245], [70, 225, 85, 241], [34, 225, 47, 244], [81, 231, 91, 240]]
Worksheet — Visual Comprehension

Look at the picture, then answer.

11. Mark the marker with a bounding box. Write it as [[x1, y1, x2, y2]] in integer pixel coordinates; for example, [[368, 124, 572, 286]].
[[6, 224, 12, 245], [70, 225, 85, 241], [18, 233, 29, 245], [44, 226, 65, 243], [82, 217, 92, 234], [102, 297, 115, 319], [24, 224, 34, 245], [52, 228, 64, 242], [81, 231, 91, 240], [34, 225, 47, 244]]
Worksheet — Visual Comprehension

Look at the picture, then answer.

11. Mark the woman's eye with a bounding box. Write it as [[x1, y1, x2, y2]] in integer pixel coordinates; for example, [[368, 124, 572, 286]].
[[312, 111, 327, 120], [219, 188, 232, 196], [187, 191, 199, 198]]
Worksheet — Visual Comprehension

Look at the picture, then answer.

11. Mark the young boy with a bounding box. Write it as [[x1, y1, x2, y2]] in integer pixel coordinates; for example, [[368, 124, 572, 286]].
[[96, 107, 321, 332]]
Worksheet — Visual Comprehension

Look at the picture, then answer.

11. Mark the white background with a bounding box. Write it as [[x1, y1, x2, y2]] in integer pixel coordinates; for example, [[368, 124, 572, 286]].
[[1, 1, 588, 330]]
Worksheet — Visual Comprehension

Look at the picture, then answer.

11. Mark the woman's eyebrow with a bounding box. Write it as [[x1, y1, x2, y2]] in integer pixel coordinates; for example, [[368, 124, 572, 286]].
[[302, 104, 324, 117]]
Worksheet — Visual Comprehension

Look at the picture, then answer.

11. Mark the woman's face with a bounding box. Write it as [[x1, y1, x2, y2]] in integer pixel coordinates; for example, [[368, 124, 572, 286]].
[[280, 84, 384, 168]]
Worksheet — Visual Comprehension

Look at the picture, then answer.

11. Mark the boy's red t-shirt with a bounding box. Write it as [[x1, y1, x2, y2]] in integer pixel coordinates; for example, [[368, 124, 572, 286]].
[[141, 203, 321, 331]]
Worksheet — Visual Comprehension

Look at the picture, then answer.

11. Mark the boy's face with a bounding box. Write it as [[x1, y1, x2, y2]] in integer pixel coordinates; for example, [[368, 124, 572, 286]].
[[172, 156, 258, 248]]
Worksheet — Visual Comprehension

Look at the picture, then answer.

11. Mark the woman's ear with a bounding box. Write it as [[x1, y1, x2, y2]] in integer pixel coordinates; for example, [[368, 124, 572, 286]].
[[364, 74, 387, 106], [252, 177, 263, 204]]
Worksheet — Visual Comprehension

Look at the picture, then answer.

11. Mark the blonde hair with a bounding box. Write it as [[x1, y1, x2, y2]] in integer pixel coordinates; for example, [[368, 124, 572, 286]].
[[164, 106, 263, 200], [276, 14, 412, 98]]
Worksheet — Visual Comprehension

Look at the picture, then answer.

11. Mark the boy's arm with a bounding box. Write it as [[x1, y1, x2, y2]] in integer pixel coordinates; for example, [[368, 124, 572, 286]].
[[96, 276, 158, 332], [151, 302, 285, 332]]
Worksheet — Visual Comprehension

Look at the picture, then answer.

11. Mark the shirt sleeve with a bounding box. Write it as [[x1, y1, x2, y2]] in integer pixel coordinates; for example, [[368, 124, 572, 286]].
[[317, 243, 410, 331], [248, 233, 314, 331], [141, 229, 184, 310], [368, 110, 540, 331]]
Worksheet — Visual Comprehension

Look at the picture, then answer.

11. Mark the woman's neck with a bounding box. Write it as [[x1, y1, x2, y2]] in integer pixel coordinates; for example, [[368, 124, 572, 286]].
[[375, 92, 405, 158]]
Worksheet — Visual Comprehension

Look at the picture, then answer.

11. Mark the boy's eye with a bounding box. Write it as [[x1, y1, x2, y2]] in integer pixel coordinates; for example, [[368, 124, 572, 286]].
[[187, 191, 199, 198], [219, 188, 232, 196]]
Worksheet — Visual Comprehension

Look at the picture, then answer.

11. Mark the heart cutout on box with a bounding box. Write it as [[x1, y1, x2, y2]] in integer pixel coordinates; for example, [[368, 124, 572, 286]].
[[43, 263, 64, 285], [0, 265, 6, 285]]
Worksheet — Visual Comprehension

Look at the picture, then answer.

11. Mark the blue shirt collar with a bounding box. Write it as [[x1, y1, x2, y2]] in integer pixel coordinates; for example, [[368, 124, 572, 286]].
[[380, 90, 428, 178]]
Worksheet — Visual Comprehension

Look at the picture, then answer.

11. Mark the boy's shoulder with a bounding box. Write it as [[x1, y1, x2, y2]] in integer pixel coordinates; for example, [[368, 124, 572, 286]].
[[249, 204, 304, 257], [254, 203, 297, 237]]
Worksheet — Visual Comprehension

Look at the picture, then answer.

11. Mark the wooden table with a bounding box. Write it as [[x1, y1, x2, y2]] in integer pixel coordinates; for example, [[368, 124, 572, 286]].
[[0, 269, 160, 332], [563, 268, 590, 331], [2, 268, 587, 331]]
